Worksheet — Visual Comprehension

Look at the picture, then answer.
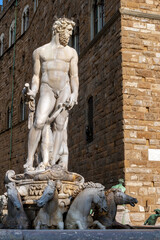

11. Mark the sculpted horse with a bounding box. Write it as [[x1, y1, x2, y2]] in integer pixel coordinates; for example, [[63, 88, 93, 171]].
[[33, 180, 64, 229], [93, 188, 138, 229], [65, 182, 108, 229], [2, 182, 29, 229]]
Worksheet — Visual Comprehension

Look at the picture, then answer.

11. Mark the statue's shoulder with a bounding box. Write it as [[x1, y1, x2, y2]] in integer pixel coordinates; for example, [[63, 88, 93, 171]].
[[33, 43, 50, 55], [66, 46, 78, 59], [66, 45, 73, 50], [32, 47, 41, 58], [66, 45, 76, 53]]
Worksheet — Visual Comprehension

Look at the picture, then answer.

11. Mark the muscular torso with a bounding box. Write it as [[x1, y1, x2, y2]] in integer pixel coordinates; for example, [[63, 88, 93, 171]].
[[38, 43, 73, 93]]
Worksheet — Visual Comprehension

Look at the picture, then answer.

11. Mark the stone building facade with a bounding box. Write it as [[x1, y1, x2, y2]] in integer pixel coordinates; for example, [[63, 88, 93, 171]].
[[0, 0, 160, 225]]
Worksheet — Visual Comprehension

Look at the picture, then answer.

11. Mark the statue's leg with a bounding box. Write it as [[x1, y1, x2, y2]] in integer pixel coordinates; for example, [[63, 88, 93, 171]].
[[51, 110, 68, 166], [24, 125, 42, 170], [58, 118, 69, 170], [24, 84, 56, 171], [57, 221, 64, 229], [51, 85, 70, 166], [76, 220, 84, 229], [92, 220, 106, 229], [41, 124, 53, 168], [35, 222, 40, 230]]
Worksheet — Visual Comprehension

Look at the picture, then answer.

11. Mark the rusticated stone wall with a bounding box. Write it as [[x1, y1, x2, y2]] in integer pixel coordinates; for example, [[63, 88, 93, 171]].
[[121, 0, 160, 225]]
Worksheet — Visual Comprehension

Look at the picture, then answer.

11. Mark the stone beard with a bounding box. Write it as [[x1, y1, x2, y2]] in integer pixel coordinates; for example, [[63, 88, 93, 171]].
[[59, 31, 70, 47]]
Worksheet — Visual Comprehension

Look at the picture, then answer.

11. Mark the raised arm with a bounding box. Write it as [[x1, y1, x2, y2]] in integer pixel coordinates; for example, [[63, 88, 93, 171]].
[[69, 49, 79, 108], [28, 49, 41, 99]]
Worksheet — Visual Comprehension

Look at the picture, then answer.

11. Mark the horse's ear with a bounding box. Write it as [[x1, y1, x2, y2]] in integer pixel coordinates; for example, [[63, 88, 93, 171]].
[[5, 182, 15, 190], [48, 180, 55, 187], [55, 180, 62, 190]]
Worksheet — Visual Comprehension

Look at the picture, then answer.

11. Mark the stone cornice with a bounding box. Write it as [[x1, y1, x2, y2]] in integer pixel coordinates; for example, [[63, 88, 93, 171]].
[[120, 8, 160, 21]]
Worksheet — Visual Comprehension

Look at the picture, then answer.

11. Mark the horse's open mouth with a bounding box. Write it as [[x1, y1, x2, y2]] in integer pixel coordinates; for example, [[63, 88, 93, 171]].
[[130, 198, 138, 207], [130, 202, 135, 207]]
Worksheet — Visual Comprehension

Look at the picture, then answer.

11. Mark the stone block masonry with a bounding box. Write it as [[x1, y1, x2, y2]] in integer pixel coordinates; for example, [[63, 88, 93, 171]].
[[121, 0, 160, 226]]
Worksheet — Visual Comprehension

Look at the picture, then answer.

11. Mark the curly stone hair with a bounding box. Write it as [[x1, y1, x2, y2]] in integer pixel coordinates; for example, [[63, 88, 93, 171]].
[[52, 17, 75, 34]]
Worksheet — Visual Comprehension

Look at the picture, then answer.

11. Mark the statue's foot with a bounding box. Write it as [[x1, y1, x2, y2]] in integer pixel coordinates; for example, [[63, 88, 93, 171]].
[[45, 165, 51, 170], [50, 160, 55, 167], [24, 162, 35, 172], [36, 162, 46, 171], [44, 163, 51, 170]]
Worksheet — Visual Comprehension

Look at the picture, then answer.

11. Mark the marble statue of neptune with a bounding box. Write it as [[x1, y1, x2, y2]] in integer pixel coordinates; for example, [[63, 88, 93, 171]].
[[24, 18, 79, 172]]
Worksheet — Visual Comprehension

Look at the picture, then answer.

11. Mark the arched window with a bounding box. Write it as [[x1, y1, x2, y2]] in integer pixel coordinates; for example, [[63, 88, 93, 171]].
[[69, 25, 80, 54], [91, 0, 105, 40], [86, 96, 93, 143], [9, 20, 15, 47], [20, 97, 26, 121], [21, 5, 29, 34], [34, 0, 38, 13], [7, 106, 11, 129], [0, 33, 4, 56]]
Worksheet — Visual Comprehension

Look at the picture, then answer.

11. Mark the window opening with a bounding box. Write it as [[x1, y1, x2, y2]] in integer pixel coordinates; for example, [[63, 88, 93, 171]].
[[86, 96, 93, 143], [34, 0, 38, 12], [0, 33, 4, 56], [91, 0, 105, 39], [69, 25, 80, 54], [20, 97, 26, 121], [21, 6, 29, 34], [9, 20, 15, 47]]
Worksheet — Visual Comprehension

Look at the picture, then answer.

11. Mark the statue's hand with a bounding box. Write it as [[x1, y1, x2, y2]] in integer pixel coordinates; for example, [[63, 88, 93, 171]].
[[27, 89, 36, 100], [68, 93, 78, 110]]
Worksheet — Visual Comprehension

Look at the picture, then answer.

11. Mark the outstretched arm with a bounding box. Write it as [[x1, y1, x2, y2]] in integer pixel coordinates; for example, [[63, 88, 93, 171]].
[[28, 49, 41, 99], [69, 49, 79, 109]]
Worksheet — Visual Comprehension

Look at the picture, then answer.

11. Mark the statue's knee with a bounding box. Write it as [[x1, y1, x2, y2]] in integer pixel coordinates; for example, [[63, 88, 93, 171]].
[[54, 123, 64, 131], [34, 119, 45, 129], [54, 116, 66, 131]]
